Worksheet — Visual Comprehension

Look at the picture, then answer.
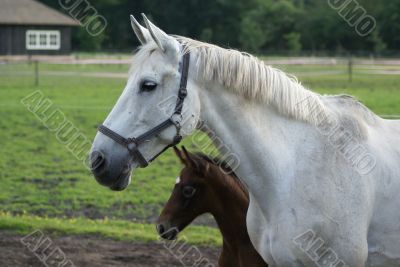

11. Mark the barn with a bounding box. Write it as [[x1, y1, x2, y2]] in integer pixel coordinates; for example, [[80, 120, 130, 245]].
[[0, 0, 79, 55]]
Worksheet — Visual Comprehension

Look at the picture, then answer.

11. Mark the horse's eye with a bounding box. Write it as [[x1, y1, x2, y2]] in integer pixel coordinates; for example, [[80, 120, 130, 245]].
[[182, 186, 196, 198], [140, 81, 157, 92]]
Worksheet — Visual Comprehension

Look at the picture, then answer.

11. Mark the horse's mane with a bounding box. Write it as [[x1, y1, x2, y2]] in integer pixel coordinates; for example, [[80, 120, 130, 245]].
[[176, 37, 329, 125], [194, 152, 248, 197], [131, 36, 329, 125]]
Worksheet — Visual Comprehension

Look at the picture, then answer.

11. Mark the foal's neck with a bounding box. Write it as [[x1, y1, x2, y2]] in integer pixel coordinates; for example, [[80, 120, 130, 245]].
[[209, 172, 250, 245]]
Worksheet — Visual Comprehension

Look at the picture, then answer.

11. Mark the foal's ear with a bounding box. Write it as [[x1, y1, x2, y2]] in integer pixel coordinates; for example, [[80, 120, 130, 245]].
[[180, 146, 196, 168], [130, 15, 151, 45], [141, 13, 179, 56], [181, 146, 210, 175], [173, 146, 186, 165]]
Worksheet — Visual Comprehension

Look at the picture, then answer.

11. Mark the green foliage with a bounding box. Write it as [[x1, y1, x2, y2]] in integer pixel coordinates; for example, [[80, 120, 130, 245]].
[[368, 29, 387, 54], [379, 0, 400, 50], [72, 26, 106, 51], [37, 0, 400, 54], [284, 32, 302, 54], [200, 28, 213, 42], [239, 10, 266, 52], [239, 0, 302, 52]]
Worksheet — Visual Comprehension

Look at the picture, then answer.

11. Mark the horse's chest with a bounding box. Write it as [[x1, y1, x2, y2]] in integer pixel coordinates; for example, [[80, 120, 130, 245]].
[[246, 197, 274, 264], [246, 195, 342, 267]]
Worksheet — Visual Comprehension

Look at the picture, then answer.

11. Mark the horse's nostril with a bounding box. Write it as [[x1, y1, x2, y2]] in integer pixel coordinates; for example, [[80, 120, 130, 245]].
[[157, 224, 165, 235], [90, 151, 106, 173]]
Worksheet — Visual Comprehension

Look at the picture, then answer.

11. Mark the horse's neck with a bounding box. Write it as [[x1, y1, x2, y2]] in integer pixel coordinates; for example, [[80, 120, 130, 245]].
[[198, 83, 318, 218]]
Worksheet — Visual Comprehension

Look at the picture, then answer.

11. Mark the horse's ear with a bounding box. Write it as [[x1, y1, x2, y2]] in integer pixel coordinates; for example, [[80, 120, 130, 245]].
[[173, 146, 186, 165], [130, 15, 151, 45], [141, 13, 178, 55]]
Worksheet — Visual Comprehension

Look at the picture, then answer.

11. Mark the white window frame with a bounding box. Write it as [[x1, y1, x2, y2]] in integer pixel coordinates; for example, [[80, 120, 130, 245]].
[[26, 30, 61, 50]]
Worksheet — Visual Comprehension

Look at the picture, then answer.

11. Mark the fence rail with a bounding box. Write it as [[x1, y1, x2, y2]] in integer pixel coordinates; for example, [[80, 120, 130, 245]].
[[2, 55, 400, 66], [0, 57, 399, 120]]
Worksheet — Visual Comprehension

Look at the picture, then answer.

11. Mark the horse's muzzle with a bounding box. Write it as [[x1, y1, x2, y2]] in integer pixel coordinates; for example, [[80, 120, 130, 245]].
[[90, 150, 131, 191], [90, 151, 107, 175]]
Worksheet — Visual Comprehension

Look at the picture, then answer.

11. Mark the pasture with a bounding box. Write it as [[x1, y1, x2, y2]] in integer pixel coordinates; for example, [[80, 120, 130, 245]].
[[0, 58, 399, 265]]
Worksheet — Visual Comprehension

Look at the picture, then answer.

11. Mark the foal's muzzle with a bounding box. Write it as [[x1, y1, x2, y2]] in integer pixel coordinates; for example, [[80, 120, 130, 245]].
[[156, 223, 179, 240]]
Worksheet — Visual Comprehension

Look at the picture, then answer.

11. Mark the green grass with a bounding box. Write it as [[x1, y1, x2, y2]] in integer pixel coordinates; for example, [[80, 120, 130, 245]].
[[0, 212, 221, 246], [0, 67, 183, 221], [280, 65, 400, 115], [0, 59, 399, 244], [0, 61, 130, 74]]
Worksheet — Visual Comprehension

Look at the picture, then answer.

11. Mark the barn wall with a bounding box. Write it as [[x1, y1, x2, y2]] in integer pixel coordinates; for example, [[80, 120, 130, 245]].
[[0, 26, 13, 55], [0, 25, 73, 55]]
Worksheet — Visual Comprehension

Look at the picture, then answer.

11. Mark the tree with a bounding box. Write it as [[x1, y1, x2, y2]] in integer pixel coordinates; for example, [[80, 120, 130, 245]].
[[36, 0, 400, 54], [380, 0, 400, 51], [72, 26, 106, 51], [284, 32, 302, 54], [239, 10, 267, 52]]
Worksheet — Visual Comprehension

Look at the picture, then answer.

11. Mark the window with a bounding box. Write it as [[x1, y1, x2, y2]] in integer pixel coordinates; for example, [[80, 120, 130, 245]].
[[39, 34, 47, 46], [26, 30, 60, 50], [49, 34, 58, 46], [28, 33, 36, 46]]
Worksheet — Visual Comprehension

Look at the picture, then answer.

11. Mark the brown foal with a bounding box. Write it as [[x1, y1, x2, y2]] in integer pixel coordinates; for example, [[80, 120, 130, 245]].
[[156, 147, 268, 267]]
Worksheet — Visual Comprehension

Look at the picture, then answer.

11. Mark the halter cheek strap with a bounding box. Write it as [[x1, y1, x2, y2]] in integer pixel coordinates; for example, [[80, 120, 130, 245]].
[[97, 49, 190, 168]]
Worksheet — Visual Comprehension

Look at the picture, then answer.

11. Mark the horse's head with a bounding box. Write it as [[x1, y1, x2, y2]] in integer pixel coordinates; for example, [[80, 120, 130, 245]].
[[156, 146, 213, 240], [90, 15, 201, 191]]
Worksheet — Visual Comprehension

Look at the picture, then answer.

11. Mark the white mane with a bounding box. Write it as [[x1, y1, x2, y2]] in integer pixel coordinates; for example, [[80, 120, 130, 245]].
[[177, 37, 328, 125], [133, 37, 328, 125]]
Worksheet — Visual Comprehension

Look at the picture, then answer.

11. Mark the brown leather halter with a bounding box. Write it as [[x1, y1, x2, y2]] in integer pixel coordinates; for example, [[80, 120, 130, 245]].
[[97, 49, 190, 168]]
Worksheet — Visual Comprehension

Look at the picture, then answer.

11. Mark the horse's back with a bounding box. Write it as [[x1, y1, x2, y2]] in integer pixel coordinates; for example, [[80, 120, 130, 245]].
[[361, 117, 400, 265]]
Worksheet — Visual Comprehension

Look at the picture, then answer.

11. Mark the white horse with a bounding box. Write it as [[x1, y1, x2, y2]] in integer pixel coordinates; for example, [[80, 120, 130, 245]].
[[90, 14, 400, 266]]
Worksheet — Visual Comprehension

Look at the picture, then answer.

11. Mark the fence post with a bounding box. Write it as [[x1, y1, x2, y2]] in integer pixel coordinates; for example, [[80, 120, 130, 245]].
[[118, 55, 122, 69], [348, 56, 353, 83], [34, 60, 39, 87]]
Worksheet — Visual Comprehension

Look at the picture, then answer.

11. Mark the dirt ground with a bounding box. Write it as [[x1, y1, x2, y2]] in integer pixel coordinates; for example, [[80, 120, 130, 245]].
[[0, 231, 220, 267]]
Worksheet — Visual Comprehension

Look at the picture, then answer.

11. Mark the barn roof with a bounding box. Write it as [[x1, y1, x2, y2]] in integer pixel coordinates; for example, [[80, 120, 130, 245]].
[[0, 0, 79, 26]]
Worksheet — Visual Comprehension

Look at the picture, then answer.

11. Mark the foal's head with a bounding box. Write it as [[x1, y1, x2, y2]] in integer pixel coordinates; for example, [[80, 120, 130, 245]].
[[156, 146, 244, 240]]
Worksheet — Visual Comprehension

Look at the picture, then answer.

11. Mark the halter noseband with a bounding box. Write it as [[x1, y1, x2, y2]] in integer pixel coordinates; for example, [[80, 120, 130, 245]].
[[97, 49, 190, 168]]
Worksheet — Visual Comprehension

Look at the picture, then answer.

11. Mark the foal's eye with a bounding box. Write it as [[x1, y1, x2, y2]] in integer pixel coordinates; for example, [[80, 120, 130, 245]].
[[182, 186, 196, 198], [140, 81, 157, 92]]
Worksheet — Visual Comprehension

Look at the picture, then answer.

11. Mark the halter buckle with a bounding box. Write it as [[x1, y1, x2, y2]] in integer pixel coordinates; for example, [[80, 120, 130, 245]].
[[171, 113, 183, 127]]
